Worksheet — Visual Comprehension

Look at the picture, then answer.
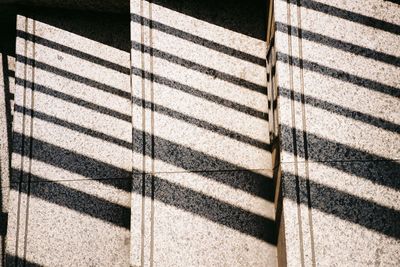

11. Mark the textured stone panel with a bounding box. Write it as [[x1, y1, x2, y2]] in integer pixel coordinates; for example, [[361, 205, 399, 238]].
[[12, 13, 131, 184], [6, 12, 131, 266], [131, 170, 276, 267], [131, 0, 271, 173], [280, 160, 400, 266], [6, 179, 131, 267]]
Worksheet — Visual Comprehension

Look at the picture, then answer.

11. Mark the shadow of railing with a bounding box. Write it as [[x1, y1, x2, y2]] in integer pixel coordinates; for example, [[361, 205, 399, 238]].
[[275, 22, 400, 67], [3, 2, 400, 265], [277, 52, 400, 98], [286, 0, 400, 35]]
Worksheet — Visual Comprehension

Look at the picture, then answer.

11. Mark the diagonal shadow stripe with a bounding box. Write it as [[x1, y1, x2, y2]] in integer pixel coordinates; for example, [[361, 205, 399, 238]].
[[131, 67, 268, 120], [281, 124, 400, 190], [10, 172, 131, 229], [15, 78, 131, 123], [283, 174, 400, 239], [6, 253, 42, 267], [131, 41, 267, 95], [12, 128, 273, 202], [12, 132, 131, 187], [16, 30, 130, 75], [15, 55, 130, 100], [277, 52, 400, 98], [279, 87, 400, 134], [134, 174, 277, 244], [14, 105, 131, 149], [286, 0, 400, 35], [131, 96, 271, 151], [133, 128, 274, 202], [9, 169, 276, 245], [275, 22, 400, 67], [131, 13, 266, 66]]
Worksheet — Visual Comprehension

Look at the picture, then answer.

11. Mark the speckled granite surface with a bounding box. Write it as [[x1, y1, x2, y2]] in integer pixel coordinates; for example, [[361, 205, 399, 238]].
[[0, 6, 17, 266], [275, 0, 400, 266], [130, 0, 276, 266], [6, 12, 131, 266]]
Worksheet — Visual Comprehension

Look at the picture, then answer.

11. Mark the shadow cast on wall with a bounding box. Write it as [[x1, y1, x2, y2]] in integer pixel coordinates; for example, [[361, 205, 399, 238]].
[[2, 0, 400, 265]]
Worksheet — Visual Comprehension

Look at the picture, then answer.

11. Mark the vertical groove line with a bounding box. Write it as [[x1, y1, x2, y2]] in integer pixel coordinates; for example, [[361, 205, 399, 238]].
[[22, 18, 36, 266], [286, 0, 305, 266], [149, 0, 155, 266], [14, 15, 28, 266], [139, 0, 146, 265], [296, 1, 316, 266]]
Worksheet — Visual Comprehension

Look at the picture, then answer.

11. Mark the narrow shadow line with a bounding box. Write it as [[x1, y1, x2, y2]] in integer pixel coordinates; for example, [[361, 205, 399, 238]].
[[285, 173, 400, 239], [131, 13, 266, 66], [138, 174, 277, 244], [276, 22, 400, 67], [131, 41, 267, 95], [15, 78, 131, 123], [15, 55, 130, 100], [1, 54, 13, 175], [14, 105, 131, 149], [131, 67, 268, 120], [281, 124, 400, 190], [132, 96, 271, 151], [10, 172, 131, 229], [277, 52, 400, 98], [279, 87, 400, 134], [16, 30, 130, 75], [12, 132, 131, 190], [286, 0, 400, 35], [6, 254, 42, 267]]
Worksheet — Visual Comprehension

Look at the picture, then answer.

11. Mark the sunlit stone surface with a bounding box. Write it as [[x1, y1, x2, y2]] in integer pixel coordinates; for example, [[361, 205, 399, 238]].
[[6, 11, 131, 266], [275, 0, 400, 266], [130, 0, 276, 266]]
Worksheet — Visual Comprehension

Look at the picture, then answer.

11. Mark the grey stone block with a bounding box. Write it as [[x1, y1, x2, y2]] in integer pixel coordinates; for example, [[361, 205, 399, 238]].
[[131, 170, 276, 267], [6, 10, 132, 266], [11, 12, 131, 185], [280, 160, 400, 266], [6, 178, 131, 266], [274, 0, 400, 266], [131, 0, 271, 173]]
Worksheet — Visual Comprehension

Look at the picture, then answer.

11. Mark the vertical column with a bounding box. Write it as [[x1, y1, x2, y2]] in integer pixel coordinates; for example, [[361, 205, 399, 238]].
[[275, 0, 400, 266], [131, 0, 154, 266], [130, 0, 278, 266], [6, 12, 132, 266]]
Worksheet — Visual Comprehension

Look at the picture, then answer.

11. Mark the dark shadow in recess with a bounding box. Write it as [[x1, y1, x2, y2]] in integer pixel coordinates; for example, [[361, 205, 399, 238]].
[[17, 6, 130, 52], [150, 0, 268, 41], [0, 5, 17, 266]]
